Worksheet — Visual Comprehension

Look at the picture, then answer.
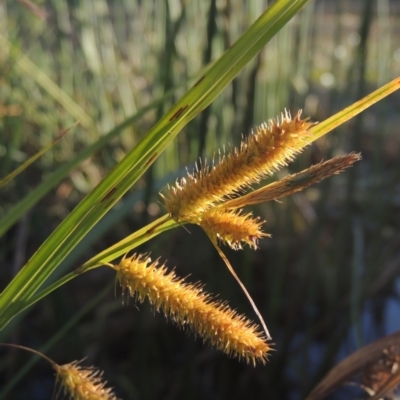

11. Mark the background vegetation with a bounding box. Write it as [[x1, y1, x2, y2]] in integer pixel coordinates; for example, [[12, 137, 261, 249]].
[[1, 0, 400, 399]]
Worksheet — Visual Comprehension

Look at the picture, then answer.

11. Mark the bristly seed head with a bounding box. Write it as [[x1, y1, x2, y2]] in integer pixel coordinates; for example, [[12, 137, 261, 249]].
[[55, 360, 119, 400], [161, 110, 315, 223], [200, 208, 270, 250], [112, 253, 271, 364]]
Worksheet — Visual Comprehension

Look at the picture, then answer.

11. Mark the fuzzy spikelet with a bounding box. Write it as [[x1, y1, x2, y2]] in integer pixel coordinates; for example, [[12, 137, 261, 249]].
[[55, 361, 118, 400], [201, 208, 269, 250], [113, 254, 271, 364], [162, 110, 314, 223]]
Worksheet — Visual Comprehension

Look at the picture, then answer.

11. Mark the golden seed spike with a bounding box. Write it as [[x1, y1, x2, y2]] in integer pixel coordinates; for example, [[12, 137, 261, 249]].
[[200, 208, 270, 250], [110, 253, 271, 364], [161, 110, 315, 223]]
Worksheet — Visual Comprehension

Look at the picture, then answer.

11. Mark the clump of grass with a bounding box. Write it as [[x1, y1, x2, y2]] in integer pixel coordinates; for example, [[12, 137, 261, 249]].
[[1, 0, 399, 397]]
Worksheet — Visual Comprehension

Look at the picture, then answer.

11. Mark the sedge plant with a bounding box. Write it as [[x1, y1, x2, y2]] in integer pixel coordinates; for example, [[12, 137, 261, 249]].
[[1, 0, 400, 397]]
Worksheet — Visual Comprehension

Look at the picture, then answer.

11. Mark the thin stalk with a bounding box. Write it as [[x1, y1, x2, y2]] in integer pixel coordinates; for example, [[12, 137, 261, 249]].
[[209, 237, 271, 340], [78, 213, 175, 272], [307, 77, 400, 144]]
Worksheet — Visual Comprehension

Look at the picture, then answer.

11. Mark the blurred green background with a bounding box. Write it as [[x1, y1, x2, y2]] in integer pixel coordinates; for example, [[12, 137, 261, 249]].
[[1, 0, 400, 399]]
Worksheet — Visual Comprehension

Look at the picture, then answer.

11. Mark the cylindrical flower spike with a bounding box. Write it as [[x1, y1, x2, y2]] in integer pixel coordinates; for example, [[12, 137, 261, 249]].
[[161, 110, 315, 223], [200, 208, 270, 250], [111, 254, 271, 364], [54, 361, 119, 400]]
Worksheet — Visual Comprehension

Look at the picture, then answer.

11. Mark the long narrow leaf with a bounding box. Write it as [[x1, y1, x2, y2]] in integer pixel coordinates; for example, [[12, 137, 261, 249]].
[[0, 125, 73, 188], [307, 77, 400, 143]]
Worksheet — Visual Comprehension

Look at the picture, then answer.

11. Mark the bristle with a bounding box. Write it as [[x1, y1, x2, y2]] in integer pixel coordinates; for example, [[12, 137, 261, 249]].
[[55, 361, 119, 400], [220, 153, 362, 209], [200, 208, 270, 250], [113, 254, 271, 364], [161, 110, 315, 223]]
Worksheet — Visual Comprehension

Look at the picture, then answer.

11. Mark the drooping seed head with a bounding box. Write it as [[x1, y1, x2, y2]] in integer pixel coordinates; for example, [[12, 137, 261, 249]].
[[112, 253, 271, 364]]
